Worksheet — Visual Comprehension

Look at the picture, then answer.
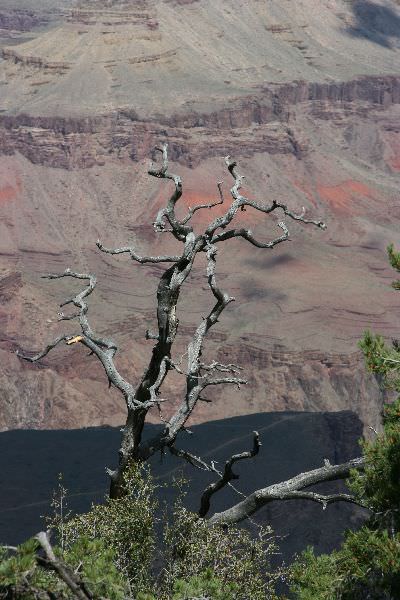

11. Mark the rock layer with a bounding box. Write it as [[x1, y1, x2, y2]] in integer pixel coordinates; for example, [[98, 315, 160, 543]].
[[0, 0, 400, 432], [1, 75, 400, 169]]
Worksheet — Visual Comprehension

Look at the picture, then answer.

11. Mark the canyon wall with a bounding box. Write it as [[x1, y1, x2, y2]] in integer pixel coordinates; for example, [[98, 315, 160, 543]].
[[1, 0, 400, 432], [0, 75, 399, 169]]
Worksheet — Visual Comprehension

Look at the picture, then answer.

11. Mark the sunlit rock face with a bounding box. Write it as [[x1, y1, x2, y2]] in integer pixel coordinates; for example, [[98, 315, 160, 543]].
[[1, 0, 400, 431]]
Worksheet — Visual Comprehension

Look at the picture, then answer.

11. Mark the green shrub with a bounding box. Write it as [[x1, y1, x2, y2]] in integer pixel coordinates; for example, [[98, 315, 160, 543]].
[[290, 405, 400, 599], [59, 463, 157, 596], [2, 464, 285, 599], [161, 500, 282, 600]]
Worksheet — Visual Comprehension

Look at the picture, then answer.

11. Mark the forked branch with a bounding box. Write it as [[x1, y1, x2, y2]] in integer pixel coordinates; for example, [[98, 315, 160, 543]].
[[148, 143, 190, 240], [17, 270, 139, 411], [207, 155, 326, 242], [181, 181, 225, 225]]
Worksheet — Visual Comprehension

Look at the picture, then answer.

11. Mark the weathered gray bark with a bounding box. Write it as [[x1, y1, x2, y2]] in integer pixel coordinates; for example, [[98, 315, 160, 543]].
[[199, 431, 261, 518], [208, 456, 365, 525]]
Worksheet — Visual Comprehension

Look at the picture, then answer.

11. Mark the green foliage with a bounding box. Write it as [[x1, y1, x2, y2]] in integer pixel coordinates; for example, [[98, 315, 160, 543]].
[[290, 546, 340, 600], [59, 462, 157, 596], [161, 500, 282, 600], [359, 329, 400, 391], [387, 243, 400, 289], [290, 243, 400, 600], [0, 538, 62, 599], [291, 400, 400, 599], [359, 245, 400, 390], [2, 464, 285, 599], [0, 538, 38, 587], [339, 528, 400, 598], [291, 529, 400, 600], [135, 569, 237, 600], [349, 398, 400, 527], [63, 536, 127, 599], [171, 568, 238, 599], [0, 536, 126, 599]]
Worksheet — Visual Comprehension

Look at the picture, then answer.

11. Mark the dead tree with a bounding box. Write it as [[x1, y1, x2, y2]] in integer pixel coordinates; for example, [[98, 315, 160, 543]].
[[18, 144, 365, 522]]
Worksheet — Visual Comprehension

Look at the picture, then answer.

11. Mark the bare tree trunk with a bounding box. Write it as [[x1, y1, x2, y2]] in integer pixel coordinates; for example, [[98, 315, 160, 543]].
[[16, 144, 366, 520]]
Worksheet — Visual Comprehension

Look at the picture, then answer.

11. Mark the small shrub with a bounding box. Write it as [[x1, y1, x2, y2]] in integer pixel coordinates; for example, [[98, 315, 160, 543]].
[[1, 464, 286, 599]]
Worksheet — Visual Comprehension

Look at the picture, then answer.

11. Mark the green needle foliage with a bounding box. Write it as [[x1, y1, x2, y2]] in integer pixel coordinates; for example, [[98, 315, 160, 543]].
[[290, 528, 400, 600], [0, 536, 127, 599], [290, 244, 400, 600], [290, 398, 400, 599], [62, 537, 128, 599], [0, 538, 39, 589], [349, 400, 400, 527], [387, 243, 400, 290]]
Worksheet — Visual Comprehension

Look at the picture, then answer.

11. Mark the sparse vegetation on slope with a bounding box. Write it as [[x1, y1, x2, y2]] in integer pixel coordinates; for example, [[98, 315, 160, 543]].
[[290, 245, 400, 600], [0, 465, 285, 599]]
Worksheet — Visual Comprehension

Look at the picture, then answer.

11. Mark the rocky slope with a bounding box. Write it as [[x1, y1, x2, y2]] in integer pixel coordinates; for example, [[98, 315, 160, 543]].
[[0, 0, 400, 431], [0, 410, 367, 562]]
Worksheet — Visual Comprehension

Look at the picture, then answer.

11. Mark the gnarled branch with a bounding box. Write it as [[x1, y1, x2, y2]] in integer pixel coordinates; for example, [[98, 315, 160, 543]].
[[181, 181, 225, 225], [208, 457, 365, 525], [279, 490, 365, 510], [199, 431, 261, 518], [212, 221, 289, 248], [96, 240, 181, 263], [17, 270, 137, 410], [206, 155, 326, 240], [16, 334, 70, 362], [148, 143, 191, 240], [168, 445, 213, 471]]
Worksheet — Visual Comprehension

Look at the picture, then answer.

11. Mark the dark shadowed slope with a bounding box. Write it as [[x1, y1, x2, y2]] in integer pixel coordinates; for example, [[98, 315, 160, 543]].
[[0, 410, 367, 561]]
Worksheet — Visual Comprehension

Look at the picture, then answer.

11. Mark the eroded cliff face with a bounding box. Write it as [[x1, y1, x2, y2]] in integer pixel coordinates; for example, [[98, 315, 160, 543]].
[[0, 327, 384, 432], [0, 76, 400, 169], [0, 11, 47, 32], [0, 0, 399, 431]]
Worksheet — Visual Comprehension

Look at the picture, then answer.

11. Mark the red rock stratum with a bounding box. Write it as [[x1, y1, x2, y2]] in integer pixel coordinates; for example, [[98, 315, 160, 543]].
[[0, 0, 400, 431]]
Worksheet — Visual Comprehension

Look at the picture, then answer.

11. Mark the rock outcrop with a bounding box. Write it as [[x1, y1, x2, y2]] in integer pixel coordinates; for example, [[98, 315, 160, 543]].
[[0, 76, 399, 169], [0, 10, 47, 32]]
